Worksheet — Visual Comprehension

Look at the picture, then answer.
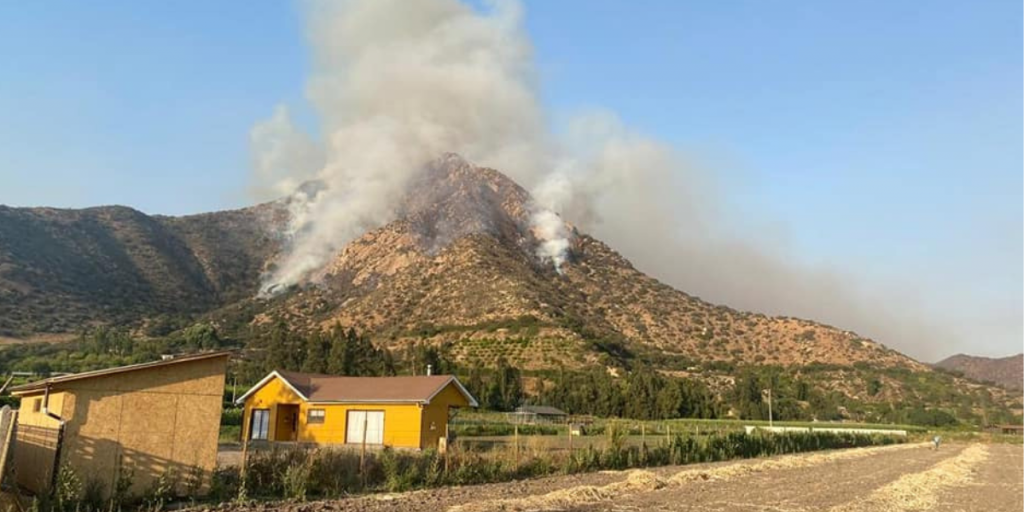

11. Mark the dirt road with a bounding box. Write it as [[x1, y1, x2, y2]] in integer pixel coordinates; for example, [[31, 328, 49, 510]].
[[211, 443, 1022, 512]]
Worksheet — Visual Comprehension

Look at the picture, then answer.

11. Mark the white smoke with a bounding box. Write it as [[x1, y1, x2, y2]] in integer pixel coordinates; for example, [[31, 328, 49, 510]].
[[249, 105, 323, 201], [254, 0, 550, 295], [530, 209, 570, 273], [248, 0, 982, 360]]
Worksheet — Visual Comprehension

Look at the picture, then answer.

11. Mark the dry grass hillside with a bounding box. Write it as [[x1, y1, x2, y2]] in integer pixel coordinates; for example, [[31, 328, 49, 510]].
[[0, 203, 282, 335], [935, 353, 1023, 391], [3, 155, 1018, 418], [253, 156, 922, 374]]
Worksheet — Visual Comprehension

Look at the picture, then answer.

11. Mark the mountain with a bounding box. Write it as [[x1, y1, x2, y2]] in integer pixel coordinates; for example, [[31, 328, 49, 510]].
[[0, 202, 283, 336], [1, 154, 1019, 423], [253, 155, 920, 373], [935, 353, 1023, 391]]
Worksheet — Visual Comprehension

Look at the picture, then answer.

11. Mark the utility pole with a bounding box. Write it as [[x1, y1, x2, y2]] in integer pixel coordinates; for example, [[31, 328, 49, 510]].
[[767, 388, 773, 428]]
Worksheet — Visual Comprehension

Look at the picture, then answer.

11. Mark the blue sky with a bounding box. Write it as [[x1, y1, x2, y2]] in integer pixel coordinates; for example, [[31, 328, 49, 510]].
[[0, 1, 1020, 357]]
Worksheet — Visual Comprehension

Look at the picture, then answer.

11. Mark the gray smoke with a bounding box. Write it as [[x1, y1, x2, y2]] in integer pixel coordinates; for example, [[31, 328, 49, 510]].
[[249, 0, 974, 360]]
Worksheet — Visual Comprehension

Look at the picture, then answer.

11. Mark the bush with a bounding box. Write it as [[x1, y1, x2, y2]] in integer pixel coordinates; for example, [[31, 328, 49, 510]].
[[228, 430, 902, 504]]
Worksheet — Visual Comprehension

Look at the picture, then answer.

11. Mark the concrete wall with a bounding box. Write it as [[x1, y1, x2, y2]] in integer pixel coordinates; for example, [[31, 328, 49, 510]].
[[15, 355, 227, 497]]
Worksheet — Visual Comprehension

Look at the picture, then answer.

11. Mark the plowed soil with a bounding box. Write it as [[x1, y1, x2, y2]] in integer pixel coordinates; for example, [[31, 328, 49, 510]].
[[204, 443, 1022, 512]]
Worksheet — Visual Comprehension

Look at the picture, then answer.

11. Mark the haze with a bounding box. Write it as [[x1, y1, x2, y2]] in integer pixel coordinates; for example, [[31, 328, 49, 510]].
[[0, 1, 1020, 361]]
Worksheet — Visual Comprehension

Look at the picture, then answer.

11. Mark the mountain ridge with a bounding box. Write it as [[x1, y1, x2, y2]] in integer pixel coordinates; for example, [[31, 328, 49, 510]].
[[2, 155, 1020, 424], [935, 353, 1023, 391]]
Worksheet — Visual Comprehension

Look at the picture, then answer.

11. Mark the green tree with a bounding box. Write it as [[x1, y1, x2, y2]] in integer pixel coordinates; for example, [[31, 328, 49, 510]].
[[182, 323, 221, 351], [485, 357, 523, 411], [301, 331, 330, 374]]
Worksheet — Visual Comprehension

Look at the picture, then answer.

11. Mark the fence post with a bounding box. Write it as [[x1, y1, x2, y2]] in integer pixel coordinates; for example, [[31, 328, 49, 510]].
[[568, 423, 573, 457], [240, 412, 250, 480], [360, 414, 368, 487], [514, 422, 519, 469], [641, 423, 646, 445]]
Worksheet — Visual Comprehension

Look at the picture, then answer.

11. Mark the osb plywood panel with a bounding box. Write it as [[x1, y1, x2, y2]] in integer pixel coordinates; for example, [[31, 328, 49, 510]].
[[57, 355, 227, 498]]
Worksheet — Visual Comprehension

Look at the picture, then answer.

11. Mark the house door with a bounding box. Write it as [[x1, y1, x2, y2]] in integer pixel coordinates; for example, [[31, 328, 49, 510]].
[[275, 404, 299, 441], [346, 411, 384, 445]]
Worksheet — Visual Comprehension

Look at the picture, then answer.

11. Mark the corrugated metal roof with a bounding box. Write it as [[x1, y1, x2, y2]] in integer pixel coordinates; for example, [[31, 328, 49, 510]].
[[9, 351, 232, 395], [516, 405, 568, 416]]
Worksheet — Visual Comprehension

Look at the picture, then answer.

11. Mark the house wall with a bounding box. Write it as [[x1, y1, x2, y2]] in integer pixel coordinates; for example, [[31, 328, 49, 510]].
[[242, 376, 426, 449], [240, 376, 303, 443], [16, 355, 228, 498], [420, 383, 471, 450], [242, 377, 475, 450]]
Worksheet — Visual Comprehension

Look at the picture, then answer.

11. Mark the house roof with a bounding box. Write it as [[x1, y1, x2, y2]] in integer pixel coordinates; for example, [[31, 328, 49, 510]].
[[515, 405, 568, 416], [9, 351, 232, 395], [236, 370, 479, 407]]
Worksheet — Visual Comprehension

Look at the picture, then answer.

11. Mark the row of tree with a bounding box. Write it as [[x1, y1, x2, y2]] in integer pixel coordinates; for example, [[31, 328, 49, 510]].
[[12, 323, 983, 426], [535, 366, 720, 420], [259, 322, 397, 378]]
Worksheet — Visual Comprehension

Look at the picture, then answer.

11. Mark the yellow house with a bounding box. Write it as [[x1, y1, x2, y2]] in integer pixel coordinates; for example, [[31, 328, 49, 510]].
[[9, 352, 229, 497], [237, 371, 477, 450]]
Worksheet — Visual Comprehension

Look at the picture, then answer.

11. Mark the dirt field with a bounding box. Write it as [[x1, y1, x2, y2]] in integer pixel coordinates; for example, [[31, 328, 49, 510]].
[[207, 443, 1022, 512]]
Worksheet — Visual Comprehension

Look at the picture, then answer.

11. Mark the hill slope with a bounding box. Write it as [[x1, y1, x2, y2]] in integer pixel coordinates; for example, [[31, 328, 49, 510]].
[[935, 353, 1023, 391], [233, 155, 924, 375], [1, 155, 1019, 424], [0, 203, 282, 335]]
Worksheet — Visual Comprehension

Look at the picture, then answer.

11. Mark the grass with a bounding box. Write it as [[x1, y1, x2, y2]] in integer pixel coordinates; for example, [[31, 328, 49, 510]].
[[219, 425, 241, 443], [451, 410, 928, 437], [216, 429, 904, 504]]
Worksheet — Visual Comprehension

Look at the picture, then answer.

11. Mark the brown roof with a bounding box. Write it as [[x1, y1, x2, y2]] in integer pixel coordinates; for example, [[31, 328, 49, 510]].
[[9, 351, 231, 395], [237, 370, 478, 406]]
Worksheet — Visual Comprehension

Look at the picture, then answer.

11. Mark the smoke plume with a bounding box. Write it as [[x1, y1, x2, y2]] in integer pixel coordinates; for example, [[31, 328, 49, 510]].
[[250, 0, 966, 360]]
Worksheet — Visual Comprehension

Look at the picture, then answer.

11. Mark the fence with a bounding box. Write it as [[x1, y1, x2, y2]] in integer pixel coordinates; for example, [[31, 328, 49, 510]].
[[13, 422, 64, 495], [0, 406, 17, 490]]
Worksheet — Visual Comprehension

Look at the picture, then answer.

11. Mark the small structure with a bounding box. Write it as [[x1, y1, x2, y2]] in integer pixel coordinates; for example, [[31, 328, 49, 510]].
[[990, 424, 1024, 436], [236, 370, 478, 450], [507, 405, 569, 425], [10, 351, 229, 497]]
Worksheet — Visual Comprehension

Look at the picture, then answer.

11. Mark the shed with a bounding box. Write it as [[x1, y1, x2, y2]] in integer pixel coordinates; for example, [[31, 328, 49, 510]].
[[508, 405, 569, 425], [995, 424, 1024, 435], [236, 370, 478, 450], [9, 351, 229, 497]]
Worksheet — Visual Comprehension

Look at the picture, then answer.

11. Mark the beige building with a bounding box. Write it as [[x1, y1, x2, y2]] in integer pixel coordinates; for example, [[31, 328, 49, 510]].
[[10, 352, 229, 497]]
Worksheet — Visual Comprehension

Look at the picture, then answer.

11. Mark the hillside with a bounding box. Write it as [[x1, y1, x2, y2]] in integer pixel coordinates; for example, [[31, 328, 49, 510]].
[[1, 155, 1019, 425], [935, 353, 1023, 391], [248, 155, 919, 373], [0, 203, 282, 336]]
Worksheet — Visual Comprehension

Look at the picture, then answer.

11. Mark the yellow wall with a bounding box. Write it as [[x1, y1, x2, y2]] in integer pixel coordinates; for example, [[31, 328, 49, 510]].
[[420, 383, 471, 450], [14, 355, 228, 498], [242, 376, 473, 450], [241, 375, 303, 443]]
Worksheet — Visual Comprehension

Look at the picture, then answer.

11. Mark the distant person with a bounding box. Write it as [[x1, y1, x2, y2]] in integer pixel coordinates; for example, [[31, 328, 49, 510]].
[[932, 435, 941, 450]]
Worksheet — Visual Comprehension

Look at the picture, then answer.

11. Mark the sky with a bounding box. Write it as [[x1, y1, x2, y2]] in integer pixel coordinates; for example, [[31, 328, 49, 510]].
[[0, 1, 1020, 360]]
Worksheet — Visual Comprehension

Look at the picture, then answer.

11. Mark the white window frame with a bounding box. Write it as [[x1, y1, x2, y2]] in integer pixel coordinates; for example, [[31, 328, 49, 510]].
[[345, 410, 384, 445], [250, 409, 270, 440], [307, 408, 326, 424]]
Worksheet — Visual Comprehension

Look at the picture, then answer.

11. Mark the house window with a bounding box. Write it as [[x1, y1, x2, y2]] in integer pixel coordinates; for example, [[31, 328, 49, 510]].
[[250, 409, 270, 440], [32, 398, 42, 413], [307, 409, 326, 424], [346, 410, 384, 445]]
